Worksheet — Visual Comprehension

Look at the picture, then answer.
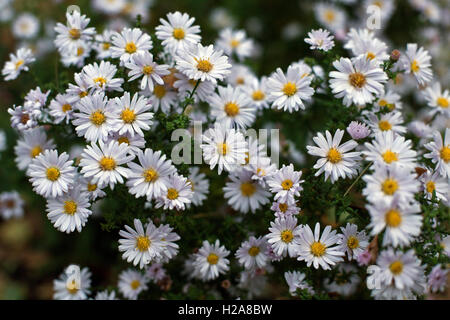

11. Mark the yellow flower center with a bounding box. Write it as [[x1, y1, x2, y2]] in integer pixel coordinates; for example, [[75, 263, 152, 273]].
[[374, 1, 383, 8], [230, 39, 240, 48], [120, 108, 136, 124], [102, 42, 110, 50], [87, 183, 97, 192], [385, 209, 402, 227], [217, 143, 228, 155], [69, 28, 81, 40], [136, 235, 150, 251], [117, 137, 130, 145], [440, 146, 450, 163], [15, 59, 24, 70], [154, 85, 166, 98], [20, 113, 30, 124], [389, 260, 403, 275], [79, 91, 88, 98], [130, 280, 140, 290], [248, 246, 260, 257], [327, 148, 342, 163], [30, 145, 42, 158], [207, 253, 219, 265], [196, 59, 213, 73], [279, 203, 288, 213], [142, 65, 153, 75], [349, 72, 366, 88], [66, 279, 79, 294], [324, 10, 335, 22], [310, 241, 326, 257], [125, 42, 137, 53], [99, 157, 116, 171], [172, 28, 185, 40], [224, 102, 240, 117], [46, 167, 60, 181], [76, 47, 84, 56], [167, 188, 179, 200], [62, 104, 72, 113], [63, 200, 77, 215], [244, 152, 250, 164], [366, 52, 376, 60], [411, 60, 420, 73], [379, 99, 388, 107], [281, 179, 293, 190], [381, 178, 398, 195], [236, 77, 245, 85], [94, 77, 107, 87], [256, 168, 266, 176], [143, 168, 158, 182], [437, 97, 449, 108], [382, 150, 398, 164], [90, 110, 106, 126], [240, 182, 256, 197], [252, 90, 265, 101], [378, 120, 392, 131], [281, 230, 294, 243], [426, 181, 436, 193], [347, 236, 359, 249], [282, 82, 297, 97]]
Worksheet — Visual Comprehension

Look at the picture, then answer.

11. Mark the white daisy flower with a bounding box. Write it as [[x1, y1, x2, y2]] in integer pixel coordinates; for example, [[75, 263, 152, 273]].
[[307, 129, 361, 183], [399, 43, 433, 86], [236, 236, 269, 270], [119, 219, 164, 269], [362, 163, 420, 205], [420, 169, 448, 202], [46, 186, 92, 233], [424, 128, 450, 178], [329, 55, 388, 106], [296, 222, 344, 270], [266, 164, 304, 204], [344, 28, 389, 62], [60, 41, 91, 68], [49, 93, 75, 124], [304, 28, 335, 51], [284, 271, 314, 296], [216, 28, 254, 60], [53, 266, 91, 300], [248, 156, 277, 186], [0, 191, 24, 219], [125, 51, 170, 91], [200, 122, 248, 174], [242, 76, 270, 110], [54, 10, 95, 49], [81, 60, 124, 93], [93, 29, 114, 59], [365, 111, 407, 137], [175, 43, 232, 84], [427, 264, 448, 294], [143, 84, 178, 114], [424, 82, 450, 118], [266, 216, 302, 258], [72, 92, 115, 143], [209, 85, 255, 129], [157, 223, 180, 263], [226, 64, 255, 87], [13, 13, 39, 39], [187, 166, 209, 207], [373, 89, 403, 112], [155, 174, 193, 211], [110, 27, 152, 64], [155, 11, 201, 54], [80, 140, 134, 189], [24, 86, 51, 109], [314, 3, 346, 32], [173, 73, 215, 103], [193, 239, 230, 281], [267, 65, 315, 113], [126, 148, 176, 200], [14, 127, 55, 171], [223, 170, 271, 214], [270, 200, 300, 218], [107, 131, 146, 155], [377, 249, 424, 291], [2, 47, 35, 81], [28, 149, 76, 198], [66, 72, 90, 106], [118, 269, 148, 300], [110, 92, 153, 137], [8, 103, 39, 131], [363, 131, 417, 169], [337, 223, 369, 261], [408, 120, 432, 140], [367, 196, 422, 247], [78, 175, 106, 201], [95, 290, 117, 300]]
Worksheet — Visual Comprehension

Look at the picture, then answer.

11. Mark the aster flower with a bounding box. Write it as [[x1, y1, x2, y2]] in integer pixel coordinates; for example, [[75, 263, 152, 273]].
[[265, 164, 304, 203], [53, 266, 91, 300], [13, 13, 39, 39], [344, 28, 389, 62], [419, 169, 448, 202], [216, 28, 254, 60], [79, 140, 134, 189], [24, 86, 51, 109], [314, 3, 346, 33], [49, 93, 75, 124], [270, 200, 300, 218], [0, 191, 24, 219], [93, 29, 114, 59], [306, 129, 361, 183], [143, 84, 178, 114], [66, 72, 90, 106], [242, 76, 270, 110], [284, 271, 314, 296], [118, 269, 148, 300], [125, 51, 170, 91], [346, 121, 371, 140], [296, 222, 344, 270], [304, 28, 335, 51], [14, 127, 55, 171], [337, 223, 369, 261], [155, 11, 201, 54], [427, 264, 448, 293], [424, 82, 450, 118], [226, 64, 255, 87], [110, 27, 153, 64], [119, 219, 164, 269], [193, 239, 230, 281], [266, 65, 315, 113], [365, 111, 407, 137], [399, 43, 432, 86], [157, 223, 181, 263], [155, 174, 193, 211], [2, 47, 35, 81], [187, 166, 209, 207], [175, 43, 232, 84], [424, 128, 450, 178], [46, 186, 92, 233], [266, 216, 302, 258], [236, 236, 269, 270], [95, 290, 117, 300], [81, 60, 124, 92], [28, 149, 76, 198], [329, 56, 387, 107], [8, 103, 39, 131], [54, 10, 95, 54], [173, 73, 215, 103], [107, 131, 146, 156], [374, 89, 403, 112]]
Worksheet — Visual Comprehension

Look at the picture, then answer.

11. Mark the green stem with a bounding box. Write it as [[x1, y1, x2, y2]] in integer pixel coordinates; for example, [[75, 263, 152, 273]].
[[182, 79, 200, 112], [343, 162, 372, 197]]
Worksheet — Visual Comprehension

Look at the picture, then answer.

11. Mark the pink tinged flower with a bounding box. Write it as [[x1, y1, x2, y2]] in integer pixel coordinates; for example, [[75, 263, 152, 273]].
[[357, 249, 372, 266], [346, 121, 370, 140]]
